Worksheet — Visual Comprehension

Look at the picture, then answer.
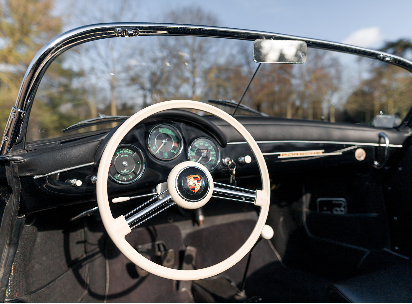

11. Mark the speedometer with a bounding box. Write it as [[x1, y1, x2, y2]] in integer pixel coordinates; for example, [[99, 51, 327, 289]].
[[147, 124, 183, 160], [187, 138, 220, 171], [109, 145, 145, 184]]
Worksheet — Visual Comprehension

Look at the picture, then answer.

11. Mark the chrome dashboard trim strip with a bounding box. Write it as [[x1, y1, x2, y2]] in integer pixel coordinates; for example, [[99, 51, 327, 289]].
[[263, 146, 358, 158], [228, 140, 403, 148], [268, 150, 325, 158], [33, 162, 95, 179]]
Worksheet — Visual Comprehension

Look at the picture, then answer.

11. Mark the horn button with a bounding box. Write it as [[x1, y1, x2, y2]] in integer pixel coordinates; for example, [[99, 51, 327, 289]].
[[168, 161, 214, 209], [177, 167, 209, 201]]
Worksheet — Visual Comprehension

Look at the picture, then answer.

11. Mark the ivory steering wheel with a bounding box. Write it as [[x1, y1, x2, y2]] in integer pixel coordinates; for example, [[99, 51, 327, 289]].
[[96, 100, 270, 281]]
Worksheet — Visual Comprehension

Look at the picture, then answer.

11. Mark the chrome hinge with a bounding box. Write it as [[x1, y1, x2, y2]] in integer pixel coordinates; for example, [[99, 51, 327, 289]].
[[11, 106, 25, 116], [0, 106, 26, 154]]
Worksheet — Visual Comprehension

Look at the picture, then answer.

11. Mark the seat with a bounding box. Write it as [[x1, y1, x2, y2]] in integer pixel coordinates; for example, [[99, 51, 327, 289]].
[[328, 262, 412, 303]]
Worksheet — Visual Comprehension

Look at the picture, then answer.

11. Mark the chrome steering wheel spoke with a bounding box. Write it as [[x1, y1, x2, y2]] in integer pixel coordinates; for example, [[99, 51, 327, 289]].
[[212, 182, 256, 204], [121, 180, 257, 231], [124, 190, 175, 230]]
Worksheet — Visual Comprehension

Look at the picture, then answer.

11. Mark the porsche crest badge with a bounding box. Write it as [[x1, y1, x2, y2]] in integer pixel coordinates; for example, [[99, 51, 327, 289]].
[[186, 175, 201, 193]]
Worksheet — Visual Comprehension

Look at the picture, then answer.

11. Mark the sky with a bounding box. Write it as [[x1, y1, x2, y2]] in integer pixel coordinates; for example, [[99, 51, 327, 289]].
[[50, 0, 412, 112], [58, 0, 412, 50]]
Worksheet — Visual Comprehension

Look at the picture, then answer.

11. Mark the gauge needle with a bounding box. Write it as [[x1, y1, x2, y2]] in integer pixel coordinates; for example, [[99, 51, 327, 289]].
[[155, 139, 167, 154], [197, 152, 207, 162]]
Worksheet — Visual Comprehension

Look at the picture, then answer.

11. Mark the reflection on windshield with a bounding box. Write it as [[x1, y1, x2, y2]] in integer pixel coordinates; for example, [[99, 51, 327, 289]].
[[25, 37, 412, 141]]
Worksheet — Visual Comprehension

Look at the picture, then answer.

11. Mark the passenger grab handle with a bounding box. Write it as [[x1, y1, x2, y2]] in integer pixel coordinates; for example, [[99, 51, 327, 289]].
[[373, 132, 390, 169]]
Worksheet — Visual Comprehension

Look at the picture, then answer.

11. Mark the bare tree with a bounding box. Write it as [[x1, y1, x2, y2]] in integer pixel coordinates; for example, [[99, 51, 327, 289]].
[[163, 6, 219, 100], [294, 49, 342, 121], [128, 47, 174, 107], [345, 57, 412, 124], [64, 0, 141, 122], [128, 6, 222, 105]]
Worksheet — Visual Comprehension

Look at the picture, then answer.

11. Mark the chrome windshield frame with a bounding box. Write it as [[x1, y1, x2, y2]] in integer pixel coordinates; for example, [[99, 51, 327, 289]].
[[2, 22, 412, 155]]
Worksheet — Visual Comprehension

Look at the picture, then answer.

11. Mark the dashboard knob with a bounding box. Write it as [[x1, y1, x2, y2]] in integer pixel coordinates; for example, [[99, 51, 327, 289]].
[[261, 225, 274, 240], [238, 155, 252, 164]]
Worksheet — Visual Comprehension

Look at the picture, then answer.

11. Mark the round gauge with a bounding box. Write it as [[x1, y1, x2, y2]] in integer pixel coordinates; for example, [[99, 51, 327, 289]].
[[147, 124, 183, 160], [109, 145, 145, 184], [187, 138, 220, 171]]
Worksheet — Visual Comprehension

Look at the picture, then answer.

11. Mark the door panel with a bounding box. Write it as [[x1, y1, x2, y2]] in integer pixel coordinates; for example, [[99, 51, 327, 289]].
[[384, 139, 412, 257]]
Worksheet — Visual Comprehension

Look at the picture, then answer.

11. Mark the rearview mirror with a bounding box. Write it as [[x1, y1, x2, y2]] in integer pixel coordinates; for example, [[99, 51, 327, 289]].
[[253, 40, 307, 64]]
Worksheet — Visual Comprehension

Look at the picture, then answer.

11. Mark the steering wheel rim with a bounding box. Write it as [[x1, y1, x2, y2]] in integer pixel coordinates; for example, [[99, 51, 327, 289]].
[[96, 100, 270, 281]]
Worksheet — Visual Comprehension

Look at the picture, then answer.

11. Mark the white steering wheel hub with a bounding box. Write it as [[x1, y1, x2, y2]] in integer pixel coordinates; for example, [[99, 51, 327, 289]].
[[167, 161, 214, 209]]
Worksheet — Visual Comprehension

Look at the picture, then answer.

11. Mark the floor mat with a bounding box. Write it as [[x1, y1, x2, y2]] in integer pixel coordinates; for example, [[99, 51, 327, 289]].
[[192, 276, 239, 302], [185, 219, 330, 303], [184, 220, 278, 286], [245, 261, 331, 302], [106, 223, 192, 303]]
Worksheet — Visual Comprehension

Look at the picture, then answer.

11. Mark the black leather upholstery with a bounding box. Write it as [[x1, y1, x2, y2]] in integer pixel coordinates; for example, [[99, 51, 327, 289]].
[[328, 263, 412, 303]]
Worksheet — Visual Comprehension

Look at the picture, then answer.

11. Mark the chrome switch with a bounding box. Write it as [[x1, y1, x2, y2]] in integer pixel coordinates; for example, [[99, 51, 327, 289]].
[[68, 179, 82, 187], [238, 155, 252, 164]]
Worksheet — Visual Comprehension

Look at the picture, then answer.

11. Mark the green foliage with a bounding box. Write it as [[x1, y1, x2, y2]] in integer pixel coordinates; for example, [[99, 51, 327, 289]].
[[0, 0, 92, 141], [0, 0, 61, 132], [28, 56, 89, 140]]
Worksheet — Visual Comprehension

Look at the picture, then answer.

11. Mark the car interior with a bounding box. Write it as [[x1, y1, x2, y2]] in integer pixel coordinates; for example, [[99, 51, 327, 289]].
[[1, 24, 412, 303]]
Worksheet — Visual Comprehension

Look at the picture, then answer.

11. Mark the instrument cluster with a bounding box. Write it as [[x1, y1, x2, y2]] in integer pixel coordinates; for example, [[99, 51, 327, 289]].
[[108, 123, 221, 184]]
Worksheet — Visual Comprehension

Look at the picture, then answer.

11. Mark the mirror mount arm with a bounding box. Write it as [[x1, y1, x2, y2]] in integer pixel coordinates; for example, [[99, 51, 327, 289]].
[[233, 63, 262, 116]]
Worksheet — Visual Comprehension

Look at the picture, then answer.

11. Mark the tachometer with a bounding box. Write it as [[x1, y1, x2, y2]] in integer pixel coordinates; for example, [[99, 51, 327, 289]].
[[109, 145, 145, 184], [147, 124, 183, 160], [187, 138, 220, 171]]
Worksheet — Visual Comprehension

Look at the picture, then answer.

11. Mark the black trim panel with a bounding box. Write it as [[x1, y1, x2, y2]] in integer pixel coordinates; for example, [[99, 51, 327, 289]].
[[209, 116, 409, 145]]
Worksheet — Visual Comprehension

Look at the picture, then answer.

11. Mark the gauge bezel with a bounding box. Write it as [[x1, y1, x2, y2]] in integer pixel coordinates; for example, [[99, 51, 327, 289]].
[[187, 137, 221, 172], [147, 123, 183, 161], [109, 144, 146, 184]]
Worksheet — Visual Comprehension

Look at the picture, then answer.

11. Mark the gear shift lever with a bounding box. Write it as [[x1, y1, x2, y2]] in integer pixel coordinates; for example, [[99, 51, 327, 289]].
[[235, 225, 274, 302]]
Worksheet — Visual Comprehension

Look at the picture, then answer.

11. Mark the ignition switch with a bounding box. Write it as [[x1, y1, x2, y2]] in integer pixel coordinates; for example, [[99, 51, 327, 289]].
[[67, 179, 82, 187]]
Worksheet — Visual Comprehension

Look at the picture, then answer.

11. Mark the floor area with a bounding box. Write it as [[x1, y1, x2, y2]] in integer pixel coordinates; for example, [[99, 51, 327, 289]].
[[4, 208, 331, 302], [105, 217, 331, 302]]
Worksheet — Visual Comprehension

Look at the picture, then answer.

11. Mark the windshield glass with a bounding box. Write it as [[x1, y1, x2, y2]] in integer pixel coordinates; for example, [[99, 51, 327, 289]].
[[26, 36, 412, 142]]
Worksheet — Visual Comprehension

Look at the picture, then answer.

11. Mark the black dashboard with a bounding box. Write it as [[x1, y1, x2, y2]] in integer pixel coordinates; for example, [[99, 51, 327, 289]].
[[18, 116, 253, 213], [7, 114, 408, 214]]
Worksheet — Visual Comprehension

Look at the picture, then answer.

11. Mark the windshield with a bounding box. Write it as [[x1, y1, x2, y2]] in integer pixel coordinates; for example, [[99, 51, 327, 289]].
[[26, 36, 412, 142]]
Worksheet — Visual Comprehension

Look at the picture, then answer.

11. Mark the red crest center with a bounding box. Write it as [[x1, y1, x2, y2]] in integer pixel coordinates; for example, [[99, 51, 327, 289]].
[[186, 175, 201, 193]]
